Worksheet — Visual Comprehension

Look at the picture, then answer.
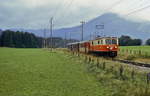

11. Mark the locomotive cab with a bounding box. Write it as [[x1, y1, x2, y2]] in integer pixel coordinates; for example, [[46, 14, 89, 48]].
[[104, 37, 119, 57], [89, 37, 119, 57]]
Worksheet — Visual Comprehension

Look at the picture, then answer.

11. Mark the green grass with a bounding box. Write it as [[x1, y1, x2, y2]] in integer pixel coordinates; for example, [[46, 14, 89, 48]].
[[0, 48, 150, 96], [0, 48, 107, 96], [120, 46, 150, 52], [72, 52, 150, 96], [119, 46, 150, 59]]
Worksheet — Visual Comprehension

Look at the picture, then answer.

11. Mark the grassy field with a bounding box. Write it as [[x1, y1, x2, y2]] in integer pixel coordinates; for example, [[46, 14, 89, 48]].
[[120, 46, 150, 52], [0, 48, 150, 96], [119, 46, 150, 61], [0, 48, 108, 96]]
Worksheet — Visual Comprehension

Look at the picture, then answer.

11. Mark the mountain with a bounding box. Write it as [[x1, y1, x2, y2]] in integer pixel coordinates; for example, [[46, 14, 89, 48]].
[[9, 13, 150, 41], [53, 13, 150, 41]]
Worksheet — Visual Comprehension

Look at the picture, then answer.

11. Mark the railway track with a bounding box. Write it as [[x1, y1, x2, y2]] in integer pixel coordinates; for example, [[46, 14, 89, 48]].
[[68, 51, 150, 68], [91, 53, 150, 68], [112, 59, 150, 68]]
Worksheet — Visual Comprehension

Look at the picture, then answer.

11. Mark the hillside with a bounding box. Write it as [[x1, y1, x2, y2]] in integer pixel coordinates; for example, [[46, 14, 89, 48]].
[[9, 13, 150, 41], [53, 13, 150, 40]]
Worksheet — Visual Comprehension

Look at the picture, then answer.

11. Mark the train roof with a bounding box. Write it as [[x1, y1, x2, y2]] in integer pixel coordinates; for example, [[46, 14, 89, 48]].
[[95, 37, 118, 40], [67, 41, 89, 45], [67, 37, 118, 45]]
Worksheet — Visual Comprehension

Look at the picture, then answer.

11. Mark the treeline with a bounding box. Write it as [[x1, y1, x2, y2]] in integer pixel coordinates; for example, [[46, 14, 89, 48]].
[[1, 30, 150, 48], [119, 35, 150, 46], [0, 30, 77, 48], [0, 30, 42, 48], [119, 35, 142, 46]]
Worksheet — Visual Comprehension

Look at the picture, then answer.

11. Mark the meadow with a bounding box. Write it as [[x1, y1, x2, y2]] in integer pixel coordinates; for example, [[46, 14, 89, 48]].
[[119, 46, 150, 62], [0, 48, 150, 96], [120, 46, 150, 52], [0, 48, 107, 96]]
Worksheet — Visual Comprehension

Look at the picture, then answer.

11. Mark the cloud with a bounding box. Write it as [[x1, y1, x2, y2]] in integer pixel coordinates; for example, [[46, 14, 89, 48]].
[[0, 0, 150, 29]]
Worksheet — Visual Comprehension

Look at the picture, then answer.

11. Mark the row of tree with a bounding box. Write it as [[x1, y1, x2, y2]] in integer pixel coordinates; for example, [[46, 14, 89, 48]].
[[119, 35, 150, 46], [0, 30, 42, 48], [0, 30, 150, 48], [119, 35, 142, 46], [0, 30, 78, 48]]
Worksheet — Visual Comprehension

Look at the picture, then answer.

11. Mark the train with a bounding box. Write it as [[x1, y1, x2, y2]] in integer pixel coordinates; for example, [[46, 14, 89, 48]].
[[67, 37, 119, 57]]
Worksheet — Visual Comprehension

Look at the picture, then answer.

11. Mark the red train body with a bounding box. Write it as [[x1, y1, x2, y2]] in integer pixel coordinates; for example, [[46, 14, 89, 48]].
[[68, 37, 119, 57]]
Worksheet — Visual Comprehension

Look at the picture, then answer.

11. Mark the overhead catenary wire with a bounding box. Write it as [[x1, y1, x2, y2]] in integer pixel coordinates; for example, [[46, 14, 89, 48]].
[[105, 4, 150, 25], [95, 1, 150, 38], [55, 0, 75, 24], [54, 0, 150, 41], [59, 0, 127, 40], [126, 4, 150, 16], [103, 0, 125, 12], [63, 0, 126, 31], [80, 0, 127, 40], [52, 0, 67, 18]]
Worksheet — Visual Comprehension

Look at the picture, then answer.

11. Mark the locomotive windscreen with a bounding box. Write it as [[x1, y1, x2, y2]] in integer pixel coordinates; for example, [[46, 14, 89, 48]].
[[105, 38, 117, 44]]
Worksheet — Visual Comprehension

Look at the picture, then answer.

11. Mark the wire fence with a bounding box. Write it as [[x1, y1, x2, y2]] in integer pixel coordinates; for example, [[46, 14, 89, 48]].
[[63, 50, 150, 85], [119, 49, 150, 58]]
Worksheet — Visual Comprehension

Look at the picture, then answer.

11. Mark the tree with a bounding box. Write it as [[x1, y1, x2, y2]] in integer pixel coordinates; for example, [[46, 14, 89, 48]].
[[119, 35, 142, 46], [146, 39, 150, 45], [119, 35, 132, 46], [0, 30, 15, 47], [132, 39, 142, 46], [0, 30, 78, 48]]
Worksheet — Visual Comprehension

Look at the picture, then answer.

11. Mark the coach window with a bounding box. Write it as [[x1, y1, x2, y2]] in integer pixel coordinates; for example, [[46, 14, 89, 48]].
[[101, 40, 103, 44], [98, 41, 100, 44], [106, 39, 111, 44], [112, 39, 117, 44], [92, 41, 93, 45]]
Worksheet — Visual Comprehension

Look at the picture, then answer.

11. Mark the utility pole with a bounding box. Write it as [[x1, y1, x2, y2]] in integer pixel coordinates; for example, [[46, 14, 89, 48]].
[[96, 23, 104, 38], [49, 17, 53, 51], [43, 29, 46, 48], [80, 21, 85, 41], [90, 31, 92, 40], [69, 32, 71, 43], [64, 31, 67, 48]]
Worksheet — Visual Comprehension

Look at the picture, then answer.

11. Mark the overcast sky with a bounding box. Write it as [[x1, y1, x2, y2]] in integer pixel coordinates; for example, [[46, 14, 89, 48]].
[[0, 0, 150, 29]]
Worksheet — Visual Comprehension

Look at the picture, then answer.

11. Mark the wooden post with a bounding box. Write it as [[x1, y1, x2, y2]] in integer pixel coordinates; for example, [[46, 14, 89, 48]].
[[119, 65, 124, 78], [110, 66, 114, 72], [96, 58, 99, 68], [147, 73, 150, 84], [139, 50, 141, 56], [102, 62, 106, 70], [131, 70, 135, 81], [88, 57, 91, 63]]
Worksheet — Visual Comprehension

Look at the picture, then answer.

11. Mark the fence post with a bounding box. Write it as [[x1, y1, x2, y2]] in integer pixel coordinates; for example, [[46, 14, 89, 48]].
[[131, 70, 135, 81], [110, 66, 114, 72], [134, 50, 136, 55], [122, 49, 124, 53], [130, 50, 132, 54], [84, 56, 87, 62], [139, 50, 141, 56], [145, 52, 148, 57], [146, 73, 150, 84], [88, 57, 91, 63], [102, 62, 106, 70], [119, 65, 124, 78], [96, 58, 99, 68]]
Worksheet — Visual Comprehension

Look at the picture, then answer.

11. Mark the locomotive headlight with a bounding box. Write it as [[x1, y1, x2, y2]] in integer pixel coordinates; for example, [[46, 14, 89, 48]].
[[115, 46, 117, 48], [107, 46, 109, 49]]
